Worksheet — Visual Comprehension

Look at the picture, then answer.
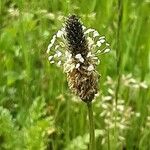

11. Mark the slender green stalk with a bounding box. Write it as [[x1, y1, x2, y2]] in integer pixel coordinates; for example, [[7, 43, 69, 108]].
[[115, 0, 123, 103], [87, 102, 95, 150], [114, 0, 123, 148], [107, 127, 110, 150]]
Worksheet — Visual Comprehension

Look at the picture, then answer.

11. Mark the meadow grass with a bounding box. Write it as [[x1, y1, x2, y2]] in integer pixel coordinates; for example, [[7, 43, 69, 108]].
[[0, 0, 150, 150]]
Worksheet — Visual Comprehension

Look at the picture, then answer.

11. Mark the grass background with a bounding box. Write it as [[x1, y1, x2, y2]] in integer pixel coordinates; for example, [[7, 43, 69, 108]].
[[0, 0, 150, 150]]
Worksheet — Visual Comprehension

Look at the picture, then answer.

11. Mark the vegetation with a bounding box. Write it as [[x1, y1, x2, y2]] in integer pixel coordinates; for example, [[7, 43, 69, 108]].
[[0, 0, 150, 150]]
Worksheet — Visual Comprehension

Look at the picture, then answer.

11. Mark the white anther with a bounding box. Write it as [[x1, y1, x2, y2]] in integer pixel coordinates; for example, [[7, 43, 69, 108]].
[[48, 56, 53, 61], [96, 41, 102, 47], [75, 63, 80, 68], [75, 54, 84, 63], [87, 65, 94, 71]]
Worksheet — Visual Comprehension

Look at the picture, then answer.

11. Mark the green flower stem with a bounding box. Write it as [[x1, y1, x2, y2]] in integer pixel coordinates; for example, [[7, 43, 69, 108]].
[[115, 0, 123, 148], [87, 102, 95, 150]]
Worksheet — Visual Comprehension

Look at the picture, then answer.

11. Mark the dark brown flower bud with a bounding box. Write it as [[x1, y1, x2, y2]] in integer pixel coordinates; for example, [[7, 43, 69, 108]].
[[65, 15, 89, 58]]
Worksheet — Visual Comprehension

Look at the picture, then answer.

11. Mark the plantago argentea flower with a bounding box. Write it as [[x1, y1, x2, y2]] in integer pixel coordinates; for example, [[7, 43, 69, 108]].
[[47, 14, 110, 150], [47, 15, 110, 103]]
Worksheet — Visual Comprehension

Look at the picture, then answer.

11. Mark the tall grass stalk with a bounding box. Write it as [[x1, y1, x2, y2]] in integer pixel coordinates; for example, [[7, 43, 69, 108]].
[[115, 0, 123, 103], [107, 128, 110, 150], [87, 102, 95, 150], [115, 0, 123, 148]]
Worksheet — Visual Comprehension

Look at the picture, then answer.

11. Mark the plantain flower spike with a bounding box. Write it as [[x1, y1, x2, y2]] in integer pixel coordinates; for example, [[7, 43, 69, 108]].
[[46, 15, 110, 103]]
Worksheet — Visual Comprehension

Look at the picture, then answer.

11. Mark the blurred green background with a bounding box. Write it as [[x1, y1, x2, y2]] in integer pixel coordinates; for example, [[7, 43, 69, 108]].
[[0, 0, 150, 150]]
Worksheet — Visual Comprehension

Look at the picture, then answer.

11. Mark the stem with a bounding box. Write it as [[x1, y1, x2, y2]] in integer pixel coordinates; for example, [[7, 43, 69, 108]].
[[115, 0, 123, 104], [114, 0, 123, 148], [107, 127, 110, 150], [87, 102, 95, 150]]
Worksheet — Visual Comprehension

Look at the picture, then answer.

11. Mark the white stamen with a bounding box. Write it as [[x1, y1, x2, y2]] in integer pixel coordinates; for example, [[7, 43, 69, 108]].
[[104, 48, 110, 53], [60, 42, 65, 47], [51, 35, 56, 44], [75, 63, 80, 68], [101, 138, 106, 145], [147, 116, 150, 121], [48, 56, 53, 61], [96, 41, 102, 47], [87, 65, 94, 71], [117, 105, 124, 111], [82, 26, 86, 30], [65, 51, 69, 57], [56, 30, 64, 38], [99, 39, 105, 43], [140, 82, 148, 89], [93, 56, 98, 60], [87, 37, 94, 46], [57, 61, 61, 66], [93, 31, 99, 37], [97, 59, 100, 65], [61, 27, 65, 32], [50, 61, 54, 64], [84, 28, 95, 34], [54, 54, 57, 58], [79, 57, 84, 63], [97, 50, 101, 54], [103, 96, 112, 101], [99, 36, 105, 39], [68, 53, 72, 59], [75, 54, 84, 63], [108, 88, 114, 95], [47, 44, 52, 53], [135, 113, 140, 117], [56, 51, 62, 57], [119, 136, 125, 141], [65, 51, 72, 59], [87, 52, 92, 57], [64, 63, 75, 73], [55, 45, 59, 49]]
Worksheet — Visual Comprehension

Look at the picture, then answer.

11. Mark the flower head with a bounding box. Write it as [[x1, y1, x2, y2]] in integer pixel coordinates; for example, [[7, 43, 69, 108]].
[[46, 15, 110, 102], [65, 15, 89, 58]]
